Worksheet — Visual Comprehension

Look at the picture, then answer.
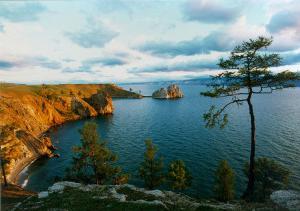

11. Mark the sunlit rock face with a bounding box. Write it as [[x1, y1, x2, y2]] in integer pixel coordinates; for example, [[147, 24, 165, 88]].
[[152, 84, 184, 99], [0, 84, 130, 184], [86, 93, 114, 115]]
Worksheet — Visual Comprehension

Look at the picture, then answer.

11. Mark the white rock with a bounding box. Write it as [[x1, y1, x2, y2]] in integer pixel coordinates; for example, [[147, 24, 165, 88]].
[[79, 184, 100, 192], [48, 183, 65, 193], [144, 189, 165, 198], [57, 181, 82, 188], [109, 187, 126, 202], [270, 190, 300, 211], [38, 191, 49, 198]]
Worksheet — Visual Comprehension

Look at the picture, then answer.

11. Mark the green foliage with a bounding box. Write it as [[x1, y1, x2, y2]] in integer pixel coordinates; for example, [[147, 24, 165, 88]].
[[113, 173, 130, 185], [201, 36, 299, 129], [214, 160, 235, 202], [139, 139, 164, 189], [244, 158, 289, 201], [66, 122, 123, 185], [167, 160, 192, 191]]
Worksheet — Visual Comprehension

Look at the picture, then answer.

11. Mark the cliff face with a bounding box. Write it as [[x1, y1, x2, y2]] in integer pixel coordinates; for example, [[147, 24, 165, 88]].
[[0, 83, 140, 183], [152, 84, 184, 99]]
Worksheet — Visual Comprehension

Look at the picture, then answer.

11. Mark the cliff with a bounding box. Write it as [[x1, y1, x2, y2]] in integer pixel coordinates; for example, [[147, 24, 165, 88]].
[[0, 83, 141, 183], [152, 84, 184, 99]]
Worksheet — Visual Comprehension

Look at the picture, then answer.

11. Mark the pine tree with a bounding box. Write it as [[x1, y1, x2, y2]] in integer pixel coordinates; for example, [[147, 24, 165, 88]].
[[139, 139, 164, 189], [214, 160, 235, 202], [67, 122, 122, 185], [201, 36, 299, 199], [167, 160, 192, 191]]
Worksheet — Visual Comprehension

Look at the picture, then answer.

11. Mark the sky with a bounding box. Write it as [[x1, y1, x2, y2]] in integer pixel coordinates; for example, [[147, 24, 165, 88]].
[[0, 0, 299, 84]]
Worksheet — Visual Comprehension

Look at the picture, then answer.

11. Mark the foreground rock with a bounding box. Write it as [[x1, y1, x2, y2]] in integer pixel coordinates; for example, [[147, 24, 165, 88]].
[[0, 83, 140, 184], [271, 190, 300, 210], [6, 182, 287, 211], [152, 84, 183, 99], [14, 182, 242, 210]]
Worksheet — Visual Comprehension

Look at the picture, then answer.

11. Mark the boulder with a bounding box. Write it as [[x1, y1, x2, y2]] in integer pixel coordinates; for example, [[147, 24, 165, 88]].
[[152, 84, 183, 99], [167, 84, 183, 98], [86, 93, 114, 115], [152, 88, 169, 99], [38, 191, 49, 199], [71, 97, 97, 117], [270, 190, 300, 210]]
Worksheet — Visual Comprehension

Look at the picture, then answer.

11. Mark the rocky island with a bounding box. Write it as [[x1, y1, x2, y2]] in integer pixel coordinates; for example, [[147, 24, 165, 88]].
[[0, 83, 141, 184], [152, 84, 184, 99]]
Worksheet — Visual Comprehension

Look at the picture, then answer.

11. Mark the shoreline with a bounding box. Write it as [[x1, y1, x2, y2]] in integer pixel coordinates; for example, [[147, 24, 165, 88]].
[[9, 156, 38, 185], [8, 113, 117, 186]]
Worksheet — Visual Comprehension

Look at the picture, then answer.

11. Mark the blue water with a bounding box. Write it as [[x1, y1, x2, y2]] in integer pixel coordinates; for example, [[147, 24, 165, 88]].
[[18, 84, 300, 198]]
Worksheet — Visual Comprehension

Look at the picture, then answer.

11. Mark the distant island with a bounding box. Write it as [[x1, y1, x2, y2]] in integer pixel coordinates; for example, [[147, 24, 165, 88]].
[[152, 84, 184, 99]]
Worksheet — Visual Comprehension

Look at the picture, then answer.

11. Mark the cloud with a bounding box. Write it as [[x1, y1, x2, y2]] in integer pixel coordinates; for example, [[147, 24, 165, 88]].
[[267, 10, 300, 33], [129, 59, 218, 73], [282, 53, 300, 65], [63, 57, 126, 73], [0, 57, 61, 70], [33, 57, 62, 69], [0, 60, 14, 69], [183, 0, 240, 23], [138, 32, 234, 57], [0, 23, 4, 32], [83, 57, 126, 67], [0, 2, 46, 22], [65, 20, 119, 48], [95, 0, 133, 17]]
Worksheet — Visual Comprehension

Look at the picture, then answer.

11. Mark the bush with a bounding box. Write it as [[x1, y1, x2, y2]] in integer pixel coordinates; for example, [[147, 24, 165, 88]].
[[139, 139, 164, 189], [66, 122, 124, 185], [244, 157, 289, 201], [167, 160, 192, 191], [214, 160, 235, 202]]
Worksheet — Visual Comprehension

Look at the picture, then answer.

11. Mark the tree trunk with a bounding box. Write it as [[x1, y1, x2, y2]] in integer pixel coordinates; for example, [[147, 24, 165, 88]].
[[1, 162, 8, 186], [243, 95, 256, 200]]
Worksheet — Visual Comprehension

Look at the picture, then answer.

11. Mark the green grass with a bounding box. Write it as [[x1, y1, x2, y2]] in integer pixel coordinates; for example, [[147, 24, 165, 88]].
[[117, 186, 159, 201], [15, 187, 167, 211]]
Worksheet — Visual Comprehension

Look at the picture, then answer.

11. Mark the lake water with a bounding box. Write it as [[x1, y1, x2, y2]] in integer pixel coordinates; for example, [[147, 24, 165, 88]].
[[18, 84, 300, 198]]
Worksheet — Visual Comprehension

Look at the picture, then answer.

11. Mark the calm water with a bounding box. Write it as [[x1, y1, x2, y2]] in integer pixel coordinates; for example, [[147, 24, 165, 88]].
[[18, 84, 300, 197]]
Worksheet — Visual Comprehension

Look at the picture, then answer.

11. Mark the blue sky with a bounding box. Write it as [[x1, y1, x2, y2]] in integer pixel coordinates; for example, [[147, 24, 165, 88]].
[[0, 0, 299, 84]]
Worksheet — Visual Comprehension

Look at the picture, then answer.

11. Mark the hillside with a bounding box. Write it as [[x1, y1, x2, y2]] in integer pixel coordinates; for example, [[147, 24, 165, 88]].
[[0, 83, 141, 184]]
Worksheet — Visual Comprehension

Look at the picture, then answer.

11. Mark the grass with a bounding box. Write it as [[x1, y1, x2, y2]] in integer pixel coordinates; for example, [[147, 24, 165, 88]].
[[14, 187, 167, 211], [0, 83, 141, 98], [117, 186, 159, 201]]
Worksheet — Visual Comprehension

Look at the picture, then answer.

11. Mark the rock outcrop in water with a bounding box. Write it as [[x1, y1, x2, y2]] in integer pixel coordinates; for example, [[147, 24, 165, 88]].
[[0, 83, 140, 184], [152, 84, 183, 99]]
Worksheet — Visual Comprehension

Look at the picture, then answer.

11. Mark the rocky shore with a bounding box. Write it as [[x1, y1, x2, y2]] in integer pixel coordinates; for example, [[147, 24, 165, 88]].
[[8, 181, 294, 211], [0, 83, 140, 184], [152, 84, 184, 99]]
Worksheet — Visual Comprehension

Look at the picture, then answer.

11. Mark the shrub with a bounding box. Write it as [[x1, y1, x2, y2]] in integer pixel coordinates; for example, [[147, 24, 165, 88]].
[[244, 157, 289, 201], [66, 122, 123, 185], [167, 160, 192, 191], [214, 160, 235, 201], [139, 139, 164, 189]]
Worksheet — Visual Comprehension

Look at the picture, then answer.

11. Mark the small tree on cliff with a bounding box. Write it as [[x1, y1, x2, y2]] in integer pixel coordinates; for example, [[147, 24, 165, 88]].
[[244, 157, 289, 201], [214, 160, 235, 201], [201, 36, 299, 199], [139, 139, 164, 189], [167, 160, 192, 191], [67, 122, 124, 184]]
